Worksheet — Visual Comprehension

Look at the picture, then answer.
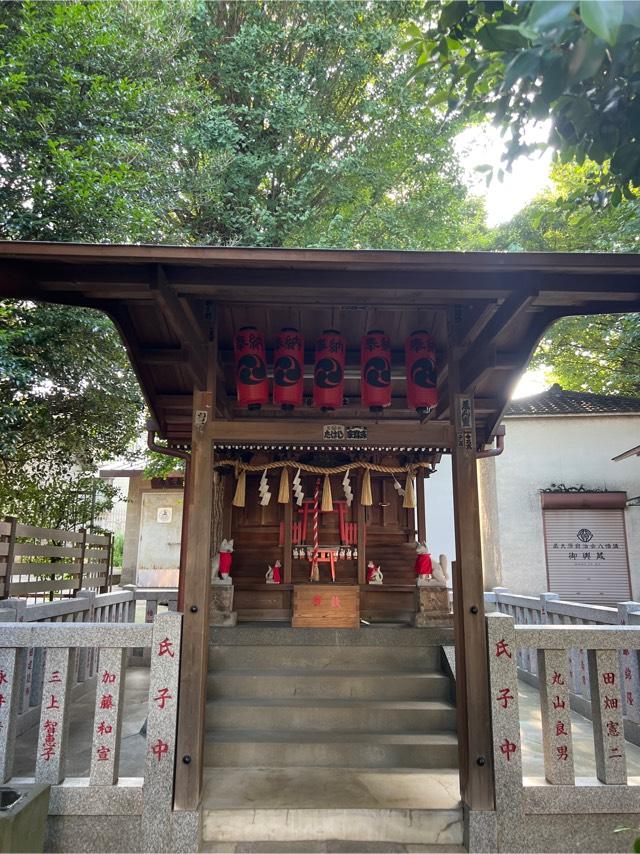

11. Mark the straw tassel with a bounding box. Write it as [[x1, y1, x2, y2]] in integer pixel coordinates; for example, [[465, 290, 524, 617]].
[[321, 474, 333, 513], [403, 471, 416, 509], [278, 467, 290, 504], [232, 470, 246, 508], [360, 468, 372, 506]]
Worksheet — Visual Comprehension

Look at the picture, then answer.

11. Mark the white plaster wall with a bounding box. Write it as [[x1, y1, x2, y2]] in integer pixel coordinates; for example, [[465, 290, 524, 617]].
[[491, 414, 640, 597]]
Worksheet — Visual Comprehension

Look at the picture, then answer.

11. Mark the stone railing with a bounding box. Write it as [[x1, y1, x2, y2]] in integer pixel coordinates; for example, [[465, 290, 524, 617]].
[[0, 587, 178, 734], [0, 613, 182, 853], [487, 612, 640, 852], [485, 588, 640, 744]]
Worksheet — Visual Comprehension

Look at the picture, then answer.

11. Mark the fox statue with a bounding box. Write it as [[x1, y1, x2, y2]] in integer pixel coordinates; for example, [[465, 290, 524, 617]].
[[212, 538, 234, 584], [415, 541, 448, 587]]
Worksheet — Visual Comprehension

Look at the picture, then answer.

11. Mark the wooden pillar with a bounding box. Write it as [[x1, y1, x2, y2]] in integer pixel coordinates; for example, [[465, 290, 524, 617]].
[[357, 474, 366, 585], [416, 469, 426, 544], [449, 332, 495, 812], [174, 347, 216, 811], [283, 471, 293, 584]]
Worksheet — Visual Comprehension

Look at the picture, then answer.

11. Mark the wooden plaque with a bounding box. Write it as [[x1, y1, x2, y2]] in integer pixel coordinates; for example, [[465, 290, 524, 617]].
[[292, 584, 360, 629]]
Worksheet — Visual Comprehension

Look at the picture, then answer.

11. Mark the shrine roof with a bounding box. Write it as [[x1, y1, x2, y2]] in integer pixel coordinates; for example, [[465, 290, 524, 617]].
[[506, 385, 640, 417], [1, 240, 639, 447]]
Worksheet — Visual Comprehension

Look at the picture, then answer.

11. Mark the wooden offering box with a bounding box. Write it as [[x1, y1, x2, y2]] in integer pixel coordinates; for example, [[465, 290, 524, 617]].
[[292, 584, 360, 628]]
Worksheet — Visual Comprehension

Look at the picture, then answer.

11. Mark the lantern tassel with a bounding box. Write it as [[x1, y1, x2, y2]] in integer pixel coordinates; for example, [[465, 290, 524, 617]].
[[403, 472, 416, 509], [232, 470, 246, 508], [361, 468, 373, 507], [321, 474, 333, 512], [278, 467, 290, 503]]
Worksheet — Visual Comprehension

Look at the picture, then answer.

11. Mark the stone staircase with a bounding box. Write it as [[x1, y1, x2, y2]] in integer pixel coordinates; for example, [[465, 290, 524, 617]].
[[200, 626, 463, 852]]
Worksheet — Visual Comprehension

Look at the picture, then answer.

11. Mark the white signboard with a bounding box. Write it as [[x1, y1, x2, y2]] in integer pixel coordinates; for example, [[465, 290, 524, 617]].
[[156, 507, 173, 524]]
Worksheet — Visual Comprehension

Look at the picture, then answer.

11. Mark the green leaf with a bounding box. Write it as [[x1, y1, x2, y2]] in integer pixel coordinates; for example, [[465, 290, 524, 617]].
[[567, 31, 606, 81], [611, 142, 640, 180], [634, 837, 640, 854], [439, 2, 469, 30], [404, 22, 423, 40], [540, 53, 570, 104], [527, 1, 577, 32], [478, 23, 530, 50], [580, 0, 624, 44], [503, 49, 541, 88]]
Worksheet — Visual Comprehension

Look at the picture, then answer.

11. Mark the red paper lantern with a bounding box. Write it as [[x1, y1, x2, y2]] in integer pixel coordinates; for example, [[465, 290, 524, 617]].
[[361, 329, 391, 413], [273, 327, 304, 411], [405, 330, 437, 415], [234, 326, 269, 411], [313, 329, 346, 411]]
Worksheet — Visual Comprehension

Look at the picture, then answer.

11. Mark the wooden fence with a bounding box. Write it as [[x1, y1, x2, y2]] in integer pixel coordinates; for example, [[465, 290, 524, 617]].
[[0, 517, 114, 599]]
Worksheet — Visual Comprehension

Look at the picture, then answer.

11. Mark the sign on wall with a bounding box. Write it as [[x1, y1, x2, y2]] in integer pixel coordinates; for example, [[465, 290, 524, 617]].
[[543, 508, 631, 604]]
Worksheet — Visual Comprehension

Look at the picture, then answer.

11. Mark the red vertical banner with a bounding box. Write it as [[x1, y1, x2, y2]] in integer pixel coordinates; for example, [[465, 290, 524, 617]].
[[234, 326, 269, 411], [313, 329, 346, 411], [273, 327, 304, 411], [361, 329, 391, 413], [405, 330, 437, 415]]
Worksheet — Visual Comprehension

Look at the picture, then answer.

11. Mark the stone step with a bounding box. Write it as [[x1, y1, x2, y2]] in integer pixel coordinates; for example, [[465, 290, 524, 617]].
[[207, 669, 451, 701], [209, 625, 454, 649], [209, 643, 441, 671], [204, 731, 458, 768], [200, 841, 466, 852], [201, 808, 462, 847], [206, 698, 456, 733]]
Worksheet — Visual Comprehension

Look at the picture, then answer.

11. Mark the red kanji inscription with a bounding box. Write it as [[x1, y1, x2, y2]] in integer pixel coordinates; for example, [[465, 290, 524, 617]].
[[151, 738, 169, 762], [157, 638, 175, 658], [500, 738, 517, 761], [495, 639, 512, 659], [153, 687, 173, 710], [495, 688, 514, 709]]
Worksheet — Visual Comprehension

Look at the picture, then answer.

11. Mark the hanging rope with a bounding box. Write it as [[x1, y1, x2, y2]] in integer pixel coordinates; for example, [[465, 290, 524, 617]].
[[310, 478, 320, 582], [277, 467, 290, 504], [216, 459, 433, 476], [321, 474, 333, 513]]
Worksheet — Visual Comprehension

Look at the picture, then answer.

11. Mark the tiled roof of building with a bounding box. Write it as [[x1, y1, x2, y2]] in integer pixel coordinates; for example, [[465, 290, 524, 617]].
[[506, 384, 640, 416]]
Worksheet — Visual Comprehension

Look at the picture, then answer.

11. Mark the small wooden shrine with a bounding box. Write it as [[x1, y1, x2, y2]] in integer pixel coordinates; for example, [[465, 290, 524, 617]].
[[3, 241, 638, 817]]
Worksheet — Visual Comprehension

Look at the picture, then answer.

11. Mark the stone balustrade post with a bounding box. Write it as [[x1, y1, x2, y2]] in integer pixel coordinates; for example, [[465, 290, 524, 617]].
[[90, 647, 127, 786], [0, 647, 24, 782], [617, 602, 640, 723], [142, 612, 182, 852], [537, 648, 574, 784], [486, 613, 523, 849], [588, 648, 627, 784], [35, 647, 76, 785], [75, 591, 95, 682]]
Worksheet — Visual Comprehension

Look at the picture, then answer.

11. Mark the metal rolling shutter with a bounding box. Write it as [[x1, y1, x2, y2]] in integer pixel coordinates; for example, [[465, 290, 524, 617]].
[[543, 508, 631, 605]]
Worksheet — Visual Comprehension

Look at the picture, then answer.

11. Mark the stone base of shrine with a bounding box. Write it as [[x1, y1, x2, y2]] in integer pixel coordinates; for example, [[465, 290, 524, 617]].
[[414, 585, 452, 627], [209, 584, 237, 627]]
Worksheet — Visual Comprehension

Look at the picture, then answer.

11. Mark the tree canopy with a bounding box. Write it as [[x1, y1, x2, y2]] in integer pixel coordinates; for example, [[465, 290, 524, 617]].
[[407, 0, 640, 204]]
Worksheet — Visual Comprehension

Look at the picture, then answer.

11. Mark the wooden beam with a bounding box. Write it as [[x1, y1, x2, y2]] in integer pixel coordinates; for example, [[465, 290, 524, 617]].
[[448, 324, 495, 812], [152, 266, 208, 389], [459, 291, 537, 392], [283, 481, 293, 585], [357, 474, 366, 585], [139, 348, 189, 365], [174, 344, 216, 811], [416, 469, 426, 545], [209, 419, 451, 448]]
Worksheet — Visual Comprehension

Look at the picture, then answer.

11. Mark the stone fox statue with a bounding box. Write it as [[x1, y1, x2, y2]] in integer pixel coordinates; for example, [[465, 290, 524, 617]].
[[212, 538, 234, 583], [415, 541, 448, 586]]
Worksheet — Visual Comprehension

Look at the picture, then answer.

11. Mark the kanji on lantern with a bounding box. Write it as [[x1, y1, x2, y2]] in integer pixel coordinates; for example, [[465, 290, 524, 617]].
[[555, 721, 568, 736], [495, 639, 512, 659], [153, 687, 173, 710], [158, 637, 175, 658], [604, 696, 619, 710], [97, 721, 113, 735], [602, 672, 616, 685], [500, 738, 517, 761], [96, 745, 111, 761], [557, 745, 569, 761], [495, 688, 514, 709], [46, 694, 60, 710], [101, 670, 117, 684], [100, 694, 115, 710], [607, 721, 621, 737], [151, 738, 169, 762], [553, 696, 566, 710], [551, 671, 565, 685]]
